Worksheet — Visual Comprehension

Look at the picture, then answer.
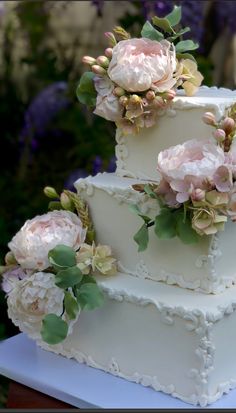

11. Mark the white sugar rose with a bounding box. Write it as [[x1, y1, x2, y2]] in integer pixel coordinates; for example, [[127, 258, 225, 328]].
[[93, 76, 123, 121], [107, 38, 177, 92], [8, 210, 86, 271], [7, 272, 64, 339], [157, 139, 225, 185]]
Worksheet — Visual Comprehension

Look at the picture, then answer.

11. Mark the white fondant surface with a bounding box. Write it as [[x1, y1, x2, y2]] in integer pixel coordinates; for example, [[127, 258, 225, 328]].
[[75, 173, 236, 293], [115, 86, 236, 180]]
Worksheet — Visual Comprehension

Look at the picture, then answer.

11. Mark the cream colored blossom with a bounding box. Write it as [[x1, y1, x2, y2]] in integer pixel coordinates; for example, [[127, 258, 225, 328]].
[[93, 76, 123, 122], [192, 208, 227, 236], [76, 243, 117, 276], [7, 272, 64, 339], [175, 59, 203, 96], [8, 210, 86, 271]]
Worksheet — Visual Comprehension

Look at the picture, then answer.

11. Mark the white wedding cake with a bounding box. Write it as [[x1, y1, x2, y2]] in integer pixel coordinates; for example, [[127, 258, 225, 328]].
[[3, 7, 236, 407]]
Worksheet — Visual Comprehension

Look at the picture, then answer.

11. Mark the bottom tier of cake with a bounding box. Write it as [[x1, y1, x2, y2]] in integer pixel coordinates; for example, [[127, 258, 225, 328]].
[[36, 273, 236, 407]]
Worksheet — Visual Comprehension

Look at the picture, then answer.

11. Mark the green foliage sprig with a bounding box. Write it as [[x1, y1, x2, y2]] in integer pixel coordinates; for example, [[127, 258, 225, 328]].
[[41, 244, 104, 345]]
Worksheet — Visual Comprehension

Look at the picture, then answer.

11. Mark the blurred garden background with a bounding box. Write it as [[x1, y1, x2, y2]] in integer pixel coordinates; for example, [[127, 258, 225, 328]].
[[0, 0, 236, 406]]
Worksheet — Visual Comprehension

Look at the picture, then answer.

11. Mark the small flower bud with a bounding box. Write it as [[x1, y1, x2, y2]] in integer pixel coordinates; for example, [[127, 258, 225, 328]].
[[221, 117, 235, 135], [202, 111, 216, 126], [104, 32, 117, 47], [96, 55, 110, 68], [119, 96, 128, 106], [91, 65, 107, 75], [146, 90, 156, 101], [5, 251, 17, 266], [105, 47, 113, 58], [60, 192, 73, 210], [191, 188, 205, 202], [163, 89, 176, 100], [113, 86, 125, 97], [153, 96, 165, 108], [82, 55, 97, 66], [213, 128, 226, 142], [44, 186, 59, 199], [129, 94, 141, 104]]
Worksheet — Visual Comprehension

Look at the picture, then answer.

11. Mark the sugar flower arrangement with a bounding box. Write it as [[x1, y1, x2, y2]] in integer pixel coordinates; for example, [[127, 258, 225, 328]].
[[131, 103, 236, 251], [0, 188, 117, 345], [77, 6, 203, 135]]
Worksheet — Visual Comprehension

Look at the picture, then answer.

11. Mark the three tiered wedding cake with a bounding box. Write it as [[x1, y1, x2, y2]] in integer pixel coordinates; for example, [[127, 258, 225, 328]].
[[2, 6, 236, 406]]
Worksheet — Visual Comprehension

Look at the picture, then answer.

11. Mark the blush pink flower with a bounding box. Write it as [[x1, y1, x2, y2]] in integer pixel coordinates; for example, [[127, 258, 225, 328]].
[[213, 165, 233, 192], [107, 38, 177, 92], [157, 139, 225, 184], [93, 76, 123, 122]]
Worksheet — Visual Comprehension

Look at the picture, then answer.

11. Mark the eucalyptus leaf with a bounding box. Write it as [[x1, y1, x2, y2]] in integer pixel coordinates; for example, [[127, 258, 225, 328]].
[[166, 5, 182, 26], [64, 291, 79, 320], [55, 266, 83, 289], [41, 314, 68, 345], [76, 283, 104, 310], [133, 223, 149, 252], [152, 16, 173, 34], [154, 209, 176, 239], [176, 211, 199, 244], [129, 204, 151, 224], [175, 39, 199, 53], [176, 52, 196, 62], [141, 21, 164, 41], [76, 72, 97, 107], [78, 274, 96, 286], [48, 245, 76, 269], [168, 27, 190, 41]]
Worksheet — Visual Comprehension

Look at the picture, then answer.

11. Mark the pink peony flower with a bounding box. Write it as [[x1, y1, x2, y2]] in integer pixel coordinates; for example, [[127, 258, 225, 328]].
[[157, 139, 225, 182], [93, 76, 123, 122], [8, 210, 86, 271], [107, 38, 177, 93]]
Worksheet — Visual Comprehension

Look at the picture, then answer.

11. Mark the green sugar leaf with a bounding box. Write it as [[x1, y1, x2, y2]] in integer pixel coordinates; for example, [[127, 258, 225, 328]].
[[165, 5, 182, 26], [152, 16, 173, 34], [48, 244, 76, 269], [64, 291, 79, 320], [141, 21, 164, 41], [176, 52, 196, 62], [76, 72, 97, 107], [76, 282, 104, 310], [133, 223, 149, 252], [175, 39, 199, 53], [41, 314, 68, 345], [129, 204, 151, 224], [168, 27, 190, 41], [154, 209, 177, 239], [48, 201, 63, 211], [176, 211, 200, 244], [55, 266, 83, 289]]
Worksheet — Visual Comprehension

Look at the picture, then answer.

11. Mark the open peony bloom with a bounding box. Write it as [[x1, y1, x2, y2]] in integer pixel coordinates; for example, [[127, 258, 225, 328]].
[[8, 210, 86, 271], [107, 38, 177, 93], [175, 59, 203, 96]]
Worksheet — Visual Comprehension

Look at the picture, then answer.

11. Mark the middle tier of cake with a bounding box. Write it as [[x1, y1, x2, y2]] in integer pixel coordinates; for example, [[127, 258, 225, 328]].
[[75, 173, 236, 294]]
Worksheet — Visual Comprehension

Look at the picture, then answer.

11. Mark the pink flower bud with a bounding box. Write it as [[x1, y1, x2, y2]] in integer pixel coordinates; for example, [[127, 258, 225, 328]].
[[96, 55, 110, 68], [146, 90, 156, 101], [105, 48, 113, 58], [119, 96, 128, 106], [82, 55, 97, 66], [221, 117, 235, 135], [129, 94, 141, 104], [202, 111, 216, 126], [213, 128, 226, 142], [163, 89, 176, 101], [153, 96, 165, 108], [191, 188, 205, 202], [104, 32, 117, 47], [91, 65, 107, 75], [113, 86, 125, 97]]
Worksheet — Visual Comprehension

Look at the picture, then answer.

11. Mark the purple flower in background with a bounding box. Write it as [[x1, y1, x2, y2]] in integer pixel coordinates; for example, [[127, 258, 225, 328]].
[[107, 155, 116, 173], [91, 0, 104, 17], [214, 0, 236, 34], [92, 155, 103, 175], [64, 168, 89, 192], [20, 82, 70, 149]]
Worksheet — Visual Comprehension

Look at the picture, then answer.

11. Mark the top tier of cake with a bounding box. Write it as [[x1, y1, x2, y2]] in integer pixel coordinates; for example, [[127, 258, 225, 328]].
[[115, 86, 236, 180]]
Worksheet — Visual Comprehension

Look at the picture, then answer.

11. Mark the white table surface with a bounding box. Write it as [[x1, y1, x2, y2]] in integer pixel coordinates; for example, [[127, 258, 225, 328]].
[[0, 333, 236, 409]]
